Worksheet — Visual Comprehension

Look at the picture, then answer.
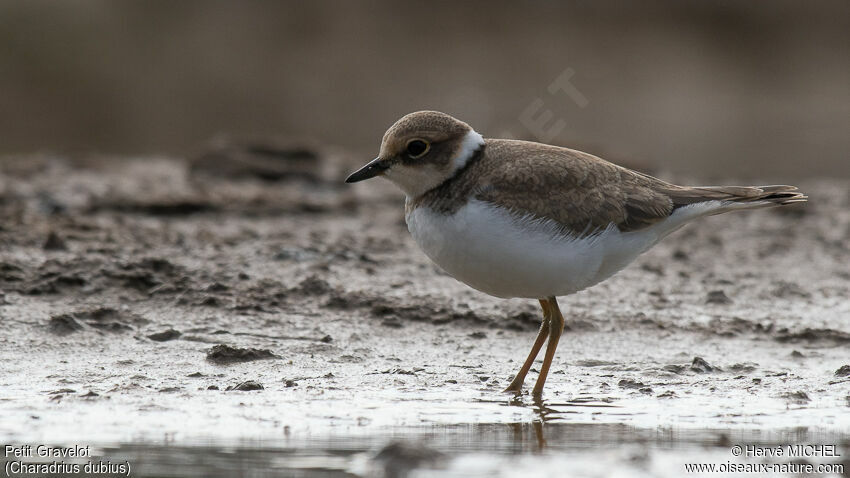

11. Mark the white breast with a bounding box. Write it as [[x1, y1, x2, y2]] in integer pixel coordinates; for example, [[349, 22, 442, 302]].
[[406, 199, 718, 299]]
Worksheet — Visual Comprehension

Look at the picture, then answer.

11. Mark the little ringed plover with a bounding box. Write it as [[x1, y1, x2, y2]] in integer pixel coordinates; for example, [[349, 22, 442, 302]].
[[346, 111, 807, 396]]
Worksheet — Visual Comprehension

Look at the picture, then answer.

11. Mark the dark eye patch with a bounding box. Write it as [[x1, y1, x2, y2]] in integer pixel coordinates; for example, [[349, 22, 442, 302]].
[[406, 139, 429, 158]]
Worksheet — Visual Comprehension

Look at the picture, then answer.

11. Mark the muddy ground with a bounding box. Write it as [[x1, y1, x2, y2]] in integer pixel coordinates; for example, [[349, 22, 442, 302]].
[[0, 146, 848, 476]]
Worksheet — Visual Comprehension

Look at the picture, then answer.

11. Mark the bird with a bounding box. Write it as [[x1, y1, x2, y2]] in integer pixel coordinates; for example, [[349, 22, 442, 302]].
[[345, 110, 807, 396]]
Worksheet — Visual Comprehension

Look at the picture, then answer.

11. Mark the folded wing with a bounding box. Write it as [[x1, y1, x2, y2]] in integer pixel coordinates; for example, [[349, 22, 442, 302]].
[[474, 140, 806, 237]]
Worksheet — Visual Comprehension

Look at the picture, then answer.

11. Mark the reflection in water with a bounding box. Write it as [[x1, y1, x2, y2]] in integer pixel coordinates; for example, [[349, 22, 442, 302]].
[[13, 414, 841, 477], [485, 393, 619, 422], [534, 421, 546, 451], [505, 393, 623, 451], [1, 397, 842, 477]]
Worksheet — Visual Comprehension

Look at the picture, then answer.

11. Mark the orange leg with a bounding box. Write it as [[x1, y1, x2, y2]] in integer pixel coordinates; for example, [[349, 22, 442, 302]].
[[532, 296, 565, 396], [503, 299, 551, 393]]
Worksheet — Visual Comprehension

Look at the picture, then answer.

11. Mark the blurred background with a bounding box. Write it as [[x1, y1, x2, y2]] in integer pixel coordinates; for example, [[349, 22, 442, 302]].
[[1, 0, 848, 179]]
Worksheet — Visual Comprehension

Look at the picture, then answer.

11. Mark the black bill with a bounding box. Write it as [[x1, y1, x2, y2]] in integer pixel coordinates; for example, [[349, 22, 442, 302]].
[[345, 157, 390, 183]]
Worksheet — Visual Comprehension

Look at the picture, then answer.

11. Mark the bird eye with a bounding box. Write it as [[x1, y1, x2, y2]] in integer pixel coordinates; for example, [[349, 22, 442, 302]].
[[406, 139, 430, 159]]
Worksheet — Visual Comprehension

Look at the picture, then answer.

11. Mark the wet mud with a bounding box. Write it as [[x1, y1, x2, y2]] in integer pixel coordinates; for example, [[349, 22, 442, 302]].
[[0, 149, 848, 476]]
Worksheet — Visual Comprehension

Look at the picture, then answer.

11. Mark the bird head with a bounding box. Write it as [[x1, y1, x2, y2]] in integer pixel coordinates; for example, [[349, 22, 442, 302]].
[[345, 111, 484, 198]]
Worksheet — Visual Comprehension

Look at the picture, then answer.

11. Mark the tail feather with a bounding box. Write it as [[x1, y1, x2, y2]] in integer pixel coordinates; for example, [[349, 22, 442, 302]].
[[670, 185, 807, 212]]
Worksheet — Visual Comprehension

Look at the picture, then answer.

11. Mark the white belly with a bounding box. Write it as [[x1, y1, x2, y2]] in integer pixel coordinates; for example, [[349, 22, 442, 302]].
[[406, 199, 690, 299]]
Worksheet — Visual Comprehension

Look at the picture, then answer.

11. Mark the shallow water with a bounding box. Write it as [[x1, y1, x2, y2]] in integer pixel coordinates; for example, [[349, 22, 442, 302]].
[[2, 390, 848, 477], [5, 423, 845, 477]]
